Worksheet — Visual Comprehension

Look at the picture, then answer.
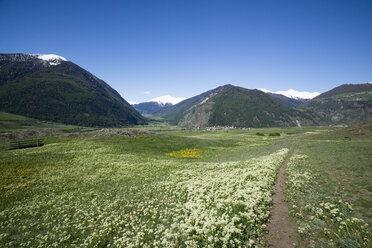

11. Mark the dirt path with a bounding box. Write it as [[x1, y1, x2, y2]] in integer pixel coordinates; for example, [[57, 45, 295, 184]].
[[267, 143, 298, 247]]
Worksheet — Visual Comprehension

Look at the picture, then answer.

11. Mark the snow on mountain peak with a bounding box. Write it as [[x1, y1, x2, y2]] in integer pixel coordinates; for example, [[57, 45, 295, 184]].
[[257, 88, 320, 99], [257, 88, 272, 93], [33, 54, 67, 65], [150, 95, 186, 105]]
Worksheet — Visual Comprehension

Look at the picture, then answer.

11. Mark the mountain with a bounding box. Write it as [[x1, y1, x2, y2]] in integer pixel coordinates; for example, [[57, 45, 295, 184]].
[[132, 95, 186, 115], [257, 88, 320, 108], [0, 53, 146, 127], [267, 93, 309, 108], [150, 95, 186, 105], [132, 102, 173, 115], [157, 84, 323, 128], [300, 83, 372, 125], [258, 88, 320, 99], [313, 83, 372, 99]]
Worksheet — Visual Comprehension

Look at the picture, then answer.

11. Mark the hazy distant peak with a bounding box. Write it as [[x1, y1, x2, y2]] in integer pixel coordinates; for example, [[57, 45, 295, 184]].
[[257, 88, 320, 99], [150, 95, 186, 105], [32, 54, 67, 65]]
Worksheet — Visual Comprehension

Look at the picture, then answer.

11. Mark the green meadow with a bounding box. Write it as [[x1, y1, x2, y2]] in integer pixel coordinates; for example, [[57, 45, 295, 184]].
[[0, 123, 371, 247]]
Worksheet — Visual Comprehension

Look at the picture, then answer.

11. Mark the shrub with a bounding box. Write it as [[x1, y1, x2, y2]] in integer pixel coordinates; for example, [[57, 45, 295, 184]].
[[255, 132, 265, 136], [269, 132, 281, 136]]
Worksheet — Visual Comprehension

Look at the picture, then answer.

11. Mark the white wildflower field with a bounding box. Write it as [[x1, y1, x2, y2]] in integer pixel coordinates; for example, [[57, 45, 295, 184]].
[[0, 131, 288, 247], [285, 137, 372, 247], [1, 128, 371, 247]]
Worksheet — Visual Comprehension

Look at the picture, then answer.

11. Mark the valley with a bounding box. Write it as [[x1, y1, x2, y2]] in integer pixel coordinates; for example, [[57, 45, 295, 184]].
[[0, 120, 371, 247], [2, 0, 372, 247], [0, 53, 371, 247]]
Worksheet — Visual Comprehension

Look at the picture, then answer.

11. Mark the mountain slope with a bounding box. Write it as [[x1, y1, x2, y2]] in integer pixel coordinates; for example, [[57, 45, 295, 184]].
[[132, 95, 185, 115], [158, 85, 323, 128], [149, 95, 186, 105], [0, 53, 145, 127], [314, 83, 372, 99], [266, 93, 309, 108], [156, 84, 231, 125], [258, 88, 320, 99], [257, 88, 320, 107], [132, 102, 172, 115], [300, 83, 372, 125]]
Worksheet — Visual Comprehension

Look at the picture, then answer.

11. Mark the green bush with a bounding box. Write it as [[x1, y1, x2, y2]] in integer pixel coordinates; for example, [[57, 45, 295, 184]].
[[269, 132, 281, 136], [255, 132, 265, 136]]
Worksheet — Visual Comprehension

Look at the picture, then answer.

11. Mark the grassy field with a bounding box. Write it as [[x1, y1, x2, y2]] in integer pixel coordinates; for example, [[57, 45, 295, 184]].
[[0, 123, 371, 247], [286, 123, 372, 247], [0, 111, 76, 131]]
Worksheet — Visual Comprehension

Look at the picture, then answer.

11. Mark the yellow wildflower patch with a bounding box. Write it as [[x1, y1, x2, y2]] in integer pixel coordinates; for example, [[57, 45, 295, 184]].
[[166, 148, 201, 158]]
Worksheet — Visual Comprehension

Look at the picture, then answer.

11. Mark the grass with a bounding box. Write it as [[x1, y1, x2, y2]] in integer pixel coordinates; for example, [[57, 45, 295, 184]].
[[0, 129, 290, 247], [0, 123, 371, 247], [0, 111, 39, 130], [0, 112, 33, 121], [0, 111, 77, 132], [285, 123, 372, 247]]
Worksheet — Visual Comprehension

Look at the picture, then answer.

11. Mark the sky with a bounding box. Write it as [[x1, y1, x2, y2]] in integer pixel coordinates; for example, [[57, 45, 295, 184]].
[[1, 0, 371, 103]]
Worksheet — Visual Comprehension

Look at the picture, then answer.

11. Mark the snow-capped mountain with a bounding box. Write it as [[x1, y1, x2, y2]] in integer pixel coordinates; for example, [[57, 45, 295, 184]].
[[132, 95, 186, 115], [156, 84, 323, 127], [32, 54, 67, 66], [0, 53, 145, 126], [257, 88, 321, 108], [257, 88, 320, 99], [0, 53, 68, 66], [149, 95, 186, 105]]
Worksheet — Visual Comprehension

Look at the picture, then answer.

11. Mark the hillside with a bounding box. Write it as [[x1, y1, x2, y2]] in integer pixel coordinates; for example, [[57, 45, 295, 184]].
[[132, 102, 172, 115], [300, 83, 372, 125], [0, 111, 40, 130], [158, 85, 323, 128], [267, 93, 309, 108], [132, 95, 186, 115], [0, 54, 146, 127], [257, 88, 319, 107], [156, 84, 231, 125], [314, 83, 372, 99]]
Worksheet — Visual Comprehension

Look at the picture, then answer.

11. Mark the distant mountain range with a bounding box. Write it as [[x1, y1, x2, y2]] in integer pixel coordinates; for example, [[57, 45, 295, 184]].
[[257, 88, 320, 108], [132, 95, 185, 115], [155, 84, 323, 128], [0, 53, 145, 127], [136, 83, 371, 127], [1, 53, 370, 128], [257, 88, 320, 99], [133, 88, 319, 114]]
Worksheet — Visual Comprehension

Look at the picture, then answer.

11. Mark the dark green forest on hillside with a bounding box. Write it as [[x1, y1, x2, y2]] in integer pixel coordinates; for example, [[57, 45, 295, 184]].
[[0, 54, 146, 127], [208, 87, 320, 127], [300, 83, 372, 125]]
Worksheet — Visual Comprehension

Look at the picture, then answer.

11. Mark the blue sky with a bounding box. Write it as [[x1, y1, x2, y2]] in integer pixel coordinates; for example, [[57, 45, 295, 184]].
[[1, 0, 371, 103]]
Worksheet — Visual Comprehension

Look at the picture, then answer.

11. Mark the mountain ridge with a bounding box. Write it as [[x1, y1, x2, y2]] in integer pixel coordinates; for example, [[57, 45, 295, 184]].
[[132, 95, 186, 115], [0, 53, 146, 127], [257, 88, 320, 99], [157, 84, 323, 128], [300, 83, 372, 125]]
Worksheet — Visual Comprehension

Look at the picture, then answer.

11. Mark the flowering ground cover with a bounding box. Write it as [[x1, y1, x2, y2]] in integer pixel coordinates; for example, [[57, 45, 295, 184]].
[[0, 126, 370, 247], [285, 126, 372, 247], [166, 148, 202, 158], [0, 130, 289, 247]]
